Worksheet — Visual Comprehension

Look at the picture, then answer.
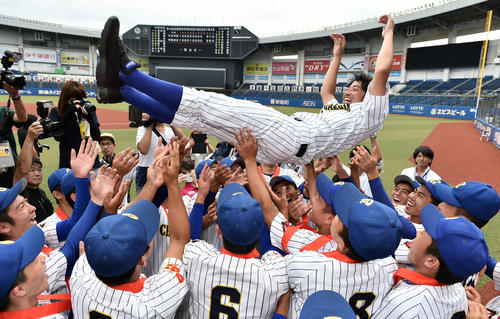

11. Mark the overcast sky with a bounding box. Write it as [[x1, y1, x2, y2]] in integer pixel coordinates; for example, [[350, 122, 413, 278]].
[[3, 0, 438, 37]]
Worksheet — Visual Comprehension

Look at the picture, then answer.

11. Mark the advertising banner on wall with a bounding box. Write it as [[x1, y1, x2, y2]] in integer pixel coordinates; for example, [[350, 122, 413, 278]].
[[246, 63, 269, 75], [272, 62, 297, 74], [23, 48, 57, 63], [304, 60, 330, 73], [339, 55, 364, 71], [369, 54, 403, 70], [61, 51, 89, 65]]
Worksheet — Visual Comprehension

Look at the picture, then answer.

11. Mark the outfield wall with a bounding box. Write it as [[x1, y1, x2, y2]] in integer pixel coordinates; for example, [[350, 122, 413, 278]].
[[475, 119, 500, 149], [235, 97, 476, 120]]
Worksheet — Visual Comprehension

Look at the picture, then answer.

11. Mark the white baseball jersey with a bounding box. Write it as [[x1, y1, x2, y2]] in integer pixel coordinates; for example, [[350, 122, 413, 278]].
[[494, 262, 500, 290], [270, 212, 337, 253], [286, 250, 397, 319], [401, 166, 441, 182], [45, 250, 69, 295], [394, 221, 424, 265], [486, 296, 500, 319], [182, 193, 197, 215], [70, 254, 187, 319], [371, 269, 467, 319], [182, 240, 288, 318], [38, 208, 67, 250], [171, 83, 389, 164], [144, 204, 171, 277]]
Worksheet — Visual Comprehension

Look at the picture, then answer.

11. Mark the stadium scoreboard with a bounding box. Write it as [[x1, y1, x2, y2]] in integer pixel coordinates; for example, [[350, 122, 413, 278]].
[[123, 25, 258, 59]]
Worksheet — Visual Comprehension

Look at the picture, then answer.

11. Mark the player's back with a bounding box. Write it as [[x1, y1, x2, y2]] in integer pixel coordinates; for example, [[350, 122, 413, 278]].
[[70, 254, 187, 319], [183, 240, 288, 319], [371, 280, 467, 319], [286, 250, 397, 319]]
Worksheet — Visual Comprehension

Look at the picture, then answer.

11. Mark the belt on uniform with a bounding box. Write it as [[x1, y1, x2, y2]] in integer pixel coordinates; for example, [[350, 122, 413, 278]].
[[296, 144, 308, 157]]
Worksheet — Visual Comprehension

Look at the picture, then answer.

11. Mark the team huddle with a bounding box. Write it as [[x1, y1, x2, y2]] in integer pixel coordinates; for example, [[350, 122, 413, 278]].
[[0, 14, 499, 319]]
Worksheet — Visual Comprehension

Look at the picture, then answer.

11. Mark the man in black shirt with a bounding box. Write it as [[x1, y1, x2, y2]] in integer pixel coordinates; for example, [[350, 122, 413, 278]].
[[20, 157, 53, 223]]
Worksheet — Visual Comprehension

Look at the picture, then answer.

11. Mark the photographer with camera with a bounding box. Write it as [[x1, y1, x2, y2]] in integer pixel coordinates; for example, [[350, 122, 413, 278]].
[[0, 82, 28, 188], [49, 80, 101, 169], [135, 112, 183, 193]]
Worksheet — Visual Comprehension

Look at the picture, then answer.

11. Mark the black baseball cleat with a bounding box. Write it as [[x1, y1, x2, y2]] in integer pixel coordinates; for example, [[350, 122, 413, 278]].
[[96, 16, 140, 103]]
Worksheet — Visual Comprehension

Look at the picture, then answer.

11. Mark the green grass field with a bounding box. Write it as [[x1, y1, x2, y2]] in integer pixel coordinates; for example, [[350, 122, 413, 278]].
[[21, 102, 497, 287]]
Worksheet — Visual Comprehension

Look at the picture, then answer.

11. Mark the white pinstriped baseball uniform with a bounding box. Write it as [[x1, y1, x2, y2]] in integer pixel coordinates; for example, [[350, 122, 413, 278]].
[[45, 250, 69, 295], [144, 204, 171, 277], [38, 208, 67, 250], [170, 83, 389, 164], [394, 221, 424, 265], [270, 212, 337, 253], [487, 296, 500, 319], [286, 250, 397, 319], [70, 254, 187, 319], [494, 262, 500, 290], [371, 269, 467, 319], [182, 240, 288, 319]]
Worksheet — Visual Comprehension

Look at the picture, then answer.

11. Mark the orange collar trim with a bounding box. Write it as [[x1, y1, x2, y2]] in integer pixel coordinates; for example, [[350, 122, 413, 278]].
[[0, 294, 71, 319], [109, 277, 147, 293], [41, 245, 54, 257], [258, 165, 281, 178], [321, 250, 359, 263], [394, 268, 445, 286], [55, 207, 68, 221], [221, 247, 259, 259]]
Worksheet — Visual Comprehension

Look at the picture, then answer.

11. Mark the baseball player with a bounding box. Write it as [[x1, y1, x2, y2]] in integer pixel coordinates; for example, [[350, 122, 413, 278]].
[[372, 204, 489, 319], [143, 202, 170, 277], [96, 15, 394, 165], [0, 156, 116, 317], [234, 128, 401, 318], [391, 174, 418, 208], [182, 181, 288, 318], [70, 141, 190, 319]]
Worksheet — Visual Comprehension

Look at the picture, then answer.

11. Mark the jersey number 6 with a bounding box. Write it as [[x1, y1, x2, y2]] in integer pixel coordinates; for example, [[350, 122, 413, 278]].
[[209, 286, 241, 319]]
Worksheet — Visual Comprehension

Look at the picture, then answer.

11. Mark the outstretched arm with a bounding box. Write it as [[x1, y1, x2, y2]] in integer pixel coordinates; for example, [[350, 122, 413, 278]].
[[370, 15, 394, 96], [231, 128, 281, 227], [320, 34, 345, 105]]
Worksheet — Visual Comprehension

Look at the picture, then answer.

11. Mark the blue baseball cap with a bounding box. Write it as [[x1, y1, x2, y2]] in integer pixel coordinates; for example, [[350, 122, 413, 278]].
[[316, 172, 345, 210], [300, 290, 356, 319], [415, 176, 449, 200], [84, 200, 160, 277], [48, 168, 72, 193], [333, 183, 403, 260], [431, 181, 500, 222], [195, 156, 224, 179], [61, 171, 92, 196], [217, 183, 264, 246], [220, 154, 244, 169], [0, 178, 27, 211], [421, 204, 488, 278], [270, 175, 297, 191], [0, 226, 45, 298]]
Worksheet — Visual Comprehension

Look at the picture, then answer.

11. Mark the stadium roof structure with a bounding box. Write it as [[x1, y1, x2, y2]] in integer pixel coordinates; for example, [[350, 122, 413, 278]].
[[259, 0, 500, 44], [0, 14, 101, 38]]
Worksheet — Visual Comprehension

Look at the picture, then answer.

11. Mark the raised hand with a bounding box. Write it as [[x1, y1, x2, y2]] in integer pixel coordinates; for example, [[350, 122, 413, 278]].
[[330, 33, 346, 57], [90, 165, 120, 205], [231, 128, 258, 161], [112, 148, 139, 177], [27, 121, 44, 140], [227, 166, 248, 186], [162, 140, 180, 185], [379, 15, 394, 38], [265, 182, 288, 214], [197, 163, 214, 197], [103, 179, 131, 214], [146, 156, 165, 188], [71, 138, 99, 178], [211, 162, 231, 191], [351, 145, 378, 178], [288, 196, 311, 223], [314, 158, 331, 175]]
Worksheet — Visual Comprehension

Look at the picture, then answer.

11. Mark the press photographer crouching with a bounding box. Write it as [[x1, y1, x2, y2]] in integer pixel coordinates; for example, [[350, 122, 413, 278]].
[[49, 81, 101, 169], [0, 50, 27, 187]]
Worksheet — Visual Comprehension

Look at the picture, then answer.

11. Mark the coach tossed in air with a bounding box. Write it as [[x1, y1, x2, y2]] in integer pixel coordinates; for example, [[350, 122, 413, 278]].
[[96, 14, 395, 164]]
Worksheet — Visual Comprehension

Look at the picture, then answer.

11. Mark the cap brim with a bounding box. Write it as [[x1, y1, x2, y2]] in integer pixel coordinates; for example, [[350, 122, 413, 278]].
[[300, 290, 356, 319], [270, 175, 296, 190], [333, 183, 365, 228], [316, 173, 335, 207], [18, 226, 45, 269], [395, 175, 416, 190], [421, 204, 445, 240], [433, 183, 462, 207], [0, 178, 27, 211], [218, 183, 250, 209], [121, 200, 160, 242]]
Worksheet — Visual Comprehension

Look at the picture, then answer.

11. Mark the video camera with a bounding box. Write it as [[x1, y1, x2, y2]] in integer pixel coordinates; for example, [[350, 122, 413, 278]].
[[1, 50, 26, 90], [36, 100, 64, 139], [128, 104, 159, 127]]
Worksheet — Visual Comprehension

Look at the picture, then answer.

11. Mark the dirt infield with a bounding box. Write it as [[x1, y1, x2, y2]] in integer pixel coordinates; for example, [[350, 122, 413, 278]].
[[419, 122, 500, 191], [24, 103, 130, 129], [417, 121, 500, 303]]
